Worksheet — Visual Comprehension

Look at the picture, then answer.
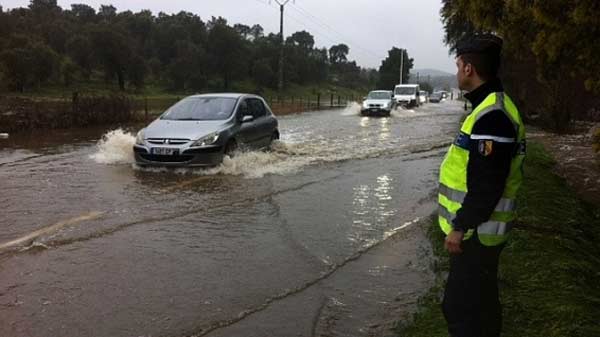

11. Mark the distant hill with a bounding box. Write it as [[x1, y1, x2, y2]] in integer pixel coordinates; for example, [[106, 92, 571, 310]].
[[407, 68, 457, 91], [410, 68, 454, 78]]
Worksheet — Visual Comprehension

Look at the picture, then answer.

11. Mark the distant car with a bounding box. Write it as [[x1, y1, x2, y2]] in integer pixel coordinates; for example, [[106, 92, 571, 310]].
[[133, 93, 279, 167], [419, 90, 428, 104], [361, 90, 394, 117], [429, 92, 443, 103]]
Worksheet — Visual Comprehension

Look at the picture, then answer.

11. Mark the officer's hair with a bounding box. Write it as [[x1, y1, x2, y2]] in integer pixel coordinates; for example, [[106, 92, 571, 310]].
[[460, 53, 500, 81]]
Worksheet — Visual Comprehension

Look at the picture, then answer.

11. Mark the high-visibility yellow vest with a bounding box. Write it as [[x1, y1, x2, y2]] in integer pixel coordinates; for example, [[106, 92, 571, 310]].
[[438, 92, 526, 246]]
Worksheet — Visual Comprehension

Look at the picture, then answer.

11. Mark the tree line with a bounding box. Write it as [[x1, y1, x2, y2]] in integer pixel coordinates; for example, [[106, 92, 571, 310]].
[[441, 0, 600, 131], [0, 0, 415, 95]]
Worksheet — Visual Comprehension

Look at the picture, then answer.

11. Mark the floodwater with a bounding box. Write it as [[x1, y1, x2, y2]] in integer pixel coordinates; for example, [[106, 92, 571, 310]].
[[0, 101, 465, 337]]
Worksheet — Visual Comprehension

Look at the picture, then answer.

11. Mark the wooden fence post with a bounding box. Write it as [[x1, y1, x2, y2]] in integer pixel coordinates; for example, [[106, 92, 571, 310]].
[[144, 97, 149, 121]]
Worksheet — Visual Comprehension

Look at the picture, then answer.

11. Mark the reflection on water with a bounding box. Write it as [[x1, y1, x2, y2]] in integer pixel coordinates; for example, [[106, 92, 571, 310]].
[[350, 174, 396, 246], [378, 118, 390, 141], [360, 116, 370, 128]]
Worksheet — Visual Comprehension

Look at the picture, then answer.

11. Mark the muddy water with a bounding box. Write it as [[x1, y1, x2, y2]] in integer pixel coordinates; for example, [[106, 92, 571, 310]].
[[0, 101, 465, 337]]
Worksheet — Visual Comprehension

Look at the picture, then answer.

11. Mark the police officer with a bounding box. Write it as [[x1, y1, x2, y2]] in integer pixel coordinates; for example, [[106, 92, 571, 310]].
[[438, 34, 526, 337]]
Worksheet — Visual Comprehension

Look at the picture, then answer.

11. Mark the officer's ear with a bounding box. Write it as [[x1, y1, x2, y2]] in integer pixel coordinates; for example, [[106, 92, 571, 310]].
[[463, 61, 474, 77]]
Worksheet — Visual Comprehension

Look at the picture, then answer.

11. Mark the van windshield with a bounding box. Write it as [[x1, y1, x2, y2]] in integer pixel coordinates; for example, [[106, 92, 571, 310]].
[[367, 91, 391, 99], [395, 87, 416, 95]]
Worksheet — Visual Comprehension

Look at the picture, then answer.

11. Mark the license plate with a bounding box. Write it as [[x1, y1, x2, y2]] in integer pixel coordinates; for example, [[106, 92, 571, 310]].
[[370, 108, 378, 111], [151, 147, 178, 155]]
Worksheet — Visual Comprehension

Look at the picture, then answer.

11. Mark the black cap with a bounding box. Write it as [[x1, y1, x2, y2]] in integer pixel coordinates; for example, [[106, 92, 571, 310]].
[[455, 33, 503, 58]]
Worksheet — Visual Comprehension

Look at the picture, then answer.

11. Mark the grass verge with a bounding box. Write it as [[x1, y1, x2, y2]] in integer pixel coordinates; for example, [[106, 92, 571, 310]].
[[394, 141, 600, 337]]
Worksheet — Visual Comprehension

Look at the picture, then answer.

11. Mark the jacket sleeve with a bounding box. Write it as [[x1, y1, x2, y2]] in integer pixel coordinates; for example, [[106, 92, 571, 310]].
[[452, 110, 517, 231]]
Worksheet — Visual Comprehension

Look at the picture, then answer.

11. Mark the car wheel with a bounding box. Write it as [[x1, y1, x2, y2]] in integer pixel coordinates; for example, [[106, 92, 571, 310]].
[[268, 131, 280, 151], [224, 139, 237, 157]]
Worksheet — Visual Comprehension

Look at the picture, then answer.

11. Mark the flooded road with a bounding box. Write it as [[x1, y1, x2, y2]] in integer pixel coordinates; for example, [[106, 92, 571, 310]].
[[0, 101, 464, 337]]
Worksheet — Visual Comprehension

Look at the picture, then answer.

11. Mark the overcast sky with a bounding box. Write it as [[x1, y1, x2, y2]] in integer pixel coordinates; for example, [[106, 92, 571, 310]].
[[3, 0, 456, 72]]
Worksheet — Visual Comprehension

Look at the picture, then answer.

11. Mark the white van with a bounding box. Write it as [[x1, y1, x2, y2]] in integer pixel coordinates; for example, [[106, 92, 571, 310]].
[[393, 84, 420, 108]]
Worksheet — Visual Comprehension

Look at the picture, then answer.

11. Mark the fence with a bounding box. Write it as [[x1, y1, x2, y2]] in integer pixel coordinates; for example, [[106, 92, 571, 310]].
[[0, 92, 359, 133], [267, 93, 356, 115]]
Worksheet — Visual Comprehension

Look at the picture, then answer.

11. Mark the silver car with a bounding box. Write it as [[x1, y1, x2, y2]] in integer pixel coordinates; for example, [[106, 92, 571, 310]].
[[133, 93, 279, 167]]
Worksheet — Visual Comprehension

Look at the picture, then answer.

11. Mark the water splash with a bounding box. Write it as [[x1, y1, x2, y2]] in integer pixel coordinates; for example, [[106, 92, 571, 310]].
[[340, 101, 362, 116], [89, 129, 136, 164], [391, 107, 429, 118]]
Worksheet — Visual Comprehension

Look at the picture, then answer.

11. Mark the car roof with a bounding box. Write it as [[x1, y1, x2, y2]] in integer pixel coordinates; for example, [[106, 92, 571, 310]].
[[187, 93, 259, 99], [395, 84, 419, 88]]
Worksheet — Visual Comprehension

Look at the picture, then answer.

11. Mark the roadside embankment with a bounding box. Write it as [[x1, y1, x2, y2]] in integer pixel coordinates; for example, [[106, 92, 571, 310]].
[[0, 94, 145, 133], [393, 141, 600, 337]]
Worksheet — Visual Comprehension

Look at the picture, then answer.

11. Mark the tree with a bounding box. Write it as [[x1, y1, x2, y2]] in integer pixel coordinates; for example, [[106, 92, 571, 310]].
[[98, 5, 116, 22], [29, 0, 60, 15], [0, 46, 34, 92], [61, 57, 78, 86], [249, 24, 264, 41], [288, 30, 314, 52], [419, 81, 434, 94], [251, 58, 275, 88], [234, 24, 251, 39], [70, 4, 96, 22], [440, 0, 600, 131], [0, 4, 375, 94], [377, 47, 413, 90], [66, 35, 93, 79], [91, 26, 131, 90], [329, 44, 349, 64], [207, 19, 247, 89], [128, 54, 147, 90], [167, 40, 207, 90], [30, 42, 59, 87]]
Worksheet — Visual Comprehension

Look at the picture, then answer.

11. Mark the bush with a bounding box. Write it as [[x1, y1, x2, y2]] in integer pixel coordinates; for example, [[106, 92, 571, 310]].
[[592, 127, 600, 153]]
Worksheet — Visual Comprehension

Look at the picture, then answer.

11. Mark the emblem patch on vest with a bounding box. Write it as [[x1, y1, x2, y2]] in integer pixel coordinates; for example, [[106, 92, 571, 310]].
[[478, 140, 493, 156]]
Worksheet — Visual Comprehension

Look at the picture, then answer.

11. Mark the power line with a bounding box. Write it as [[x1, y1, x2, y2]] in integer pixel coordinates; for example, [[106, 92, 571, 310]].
[[289, 3, 385, 61], [255, 0, 383, 66]]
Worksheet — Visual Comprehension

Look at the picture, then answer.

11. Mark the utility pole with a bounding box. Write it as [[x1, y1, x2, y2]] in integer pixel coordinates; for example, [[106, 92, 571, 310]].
[[273, 0, 293, 92], [399, 48, 404, 84]]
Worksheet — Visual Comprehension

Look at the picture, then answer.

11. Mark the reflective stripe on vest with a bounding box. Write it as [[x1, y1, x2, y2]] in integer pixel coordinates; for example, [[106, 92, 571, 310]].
[[439, 183, 516, 212], [438, 92, 525, 246]]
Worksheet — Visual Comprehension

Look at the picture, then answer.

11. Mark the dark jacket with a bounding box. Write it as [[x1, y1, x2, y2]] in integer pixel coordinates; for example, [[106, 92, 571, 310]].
[[452, 78, 517, 231]]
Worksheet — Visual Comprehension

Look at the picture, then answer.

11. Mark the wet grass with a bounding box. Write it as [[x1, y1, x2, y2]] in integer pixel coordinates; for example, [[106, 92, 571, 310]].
[[393, 141, 600, 337]]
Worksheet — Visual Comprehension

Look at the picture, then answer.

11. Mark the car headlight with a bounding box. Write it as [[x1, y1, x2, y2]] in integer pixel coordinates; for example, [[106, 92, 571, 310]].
[[362, 102, 368, 108], [135, 129, 145, 145], [192, 132, 220, 147]]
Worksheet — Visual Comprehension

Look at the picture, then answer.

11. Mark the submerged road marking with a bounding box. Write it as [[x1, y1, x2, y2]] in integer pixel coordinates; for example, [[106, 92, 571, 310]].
[[0, 211, 104, 251]]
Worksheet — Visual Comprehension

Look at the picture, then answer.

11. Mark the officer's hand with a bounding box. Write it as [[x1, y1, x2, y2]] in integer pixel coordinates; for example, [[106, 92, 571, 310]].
[[444, 230, 464, 254]]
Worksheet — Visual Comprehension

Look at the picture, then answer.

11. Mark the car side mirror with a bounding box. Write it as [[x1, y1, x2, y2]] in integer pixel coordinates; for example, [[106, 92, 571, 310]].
[[242, 115, 254, 123]]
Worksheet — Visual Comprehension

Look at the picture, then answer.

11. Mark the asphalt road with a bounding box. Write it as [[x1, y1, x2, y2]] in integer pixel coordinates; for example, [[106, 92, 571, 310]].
[[0, 100, 464, 337]]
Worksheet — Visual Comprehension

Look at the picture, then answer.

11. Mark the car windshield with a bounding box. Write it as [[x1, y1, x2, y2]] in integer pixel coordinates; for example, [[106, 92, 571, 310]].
[[161, 97, 237, 121], [431, 93, 442, 98], [395, 87, 416, 95], [367, 91, 391, 99]]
